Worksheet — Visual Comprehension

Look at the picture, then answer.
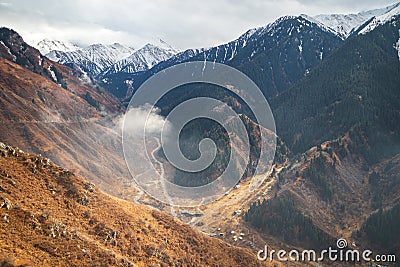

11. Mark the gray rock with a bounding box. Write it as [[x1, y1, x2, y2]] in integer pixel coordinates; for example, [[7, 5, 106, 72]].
[[78, 194, 90, 206], [84, 183, 95, 193], [0, 197, 12, 210]]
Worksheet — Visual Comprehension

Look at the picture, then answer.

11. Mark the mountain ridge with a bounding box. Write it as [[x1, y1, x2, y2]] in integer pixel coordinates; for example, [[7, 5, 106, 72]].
[[101, 43, 177, 76], [32, 3, 399, 102], [35, 39, 80, 55], [100, 14, 343, 100], [242, 12, 400, 255], [44, 40, 177, 78], [46, 43, 135, 76], [312, 2, 400, 39]]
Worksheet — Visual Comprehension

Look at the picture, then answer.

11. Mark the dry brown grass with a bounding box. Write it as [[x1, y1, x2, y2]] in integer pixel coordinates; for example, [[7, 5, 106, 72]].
[[0, 57, 139, 203], [0, 143, 269, 266]]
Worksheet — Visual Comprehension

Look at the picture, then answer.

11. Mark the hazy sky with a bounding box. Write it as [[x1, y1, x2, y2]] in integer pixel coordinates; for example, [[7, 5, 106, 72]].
[[0, 0, 398, 50]]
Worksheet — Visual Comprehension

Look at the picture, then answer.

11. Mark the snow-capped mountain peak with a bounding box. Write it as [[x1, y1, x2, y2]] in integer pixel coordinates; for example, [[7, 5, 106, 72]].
[[313, 13, 370, 39], [358, 2, 400, 19], [45, 42, 135, 76], [102, 42, 177, 75], [84, 43, 134, 66], [155, 38, 179, 54], [146, 14, 343, 81], [100, 14, 344, 100], [36, 38, 80, 55], [312, 2, 400, 39], [358, 2, 400, 34]]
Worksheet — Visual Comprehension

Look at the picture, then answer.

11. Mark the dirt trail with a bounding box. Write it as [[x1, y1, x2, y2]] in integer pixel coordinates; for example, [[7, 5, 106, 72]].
[[151, 136, 177, 217]]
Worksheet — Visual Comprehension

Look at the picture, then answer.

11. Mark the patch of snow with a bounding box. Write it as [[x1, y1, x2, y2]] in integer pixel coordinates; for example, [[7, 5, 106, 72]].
[[313, 13, 369, 38], [359, 3, 400, 34], [312, 2, 400, 38], [202, 54, 207, 75], [0, 40, 16, 61], [78, 70, 92, 84], [288, 26, 294, 36], [124, 79, 133, 86], [36, 38, 80, 55], [395, 30, 400, 61], [47, 66, 57, 82], [229, 41, 238, 61], [85, 43, 134, 68], [103, 42, 176, 75], [152, 38, 179, 54], [46, 43, 136, 76], [223, 46, 228, 62]]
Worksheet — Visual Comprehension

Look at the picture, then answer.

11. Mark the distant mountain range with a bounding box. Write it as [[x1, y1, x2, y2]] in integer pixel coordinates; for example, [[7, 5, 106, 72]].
[[30, 3, 399, 102], [101, 42, 178, 76], [99, 3, 400, 100], [310, 2, 400, 38], [36, 38, 80, 55], [100, 15, 344, 100], [39, 38, 178, 78]]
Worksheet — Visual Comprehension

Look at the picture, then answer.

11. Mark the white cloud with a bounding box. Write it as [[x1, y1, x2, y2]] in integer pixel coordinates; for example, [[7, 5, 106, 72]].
[[122, 105, 171, 137], [0, 0, 397, 50]]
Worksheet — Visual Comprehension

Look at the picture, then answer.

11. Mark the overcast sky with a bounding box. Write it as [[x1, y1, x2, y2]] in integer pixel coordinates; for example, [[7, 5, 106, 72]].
[[0, 0, 398, 50]]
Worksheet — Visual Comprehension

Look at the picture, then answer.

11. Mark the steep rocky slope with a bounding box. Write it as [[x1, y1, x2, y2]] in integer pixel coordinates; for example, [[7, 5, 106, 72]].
[[0, 27, 121, 113], [0, 28, 134, 200], [0, 142, 269, 267]]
